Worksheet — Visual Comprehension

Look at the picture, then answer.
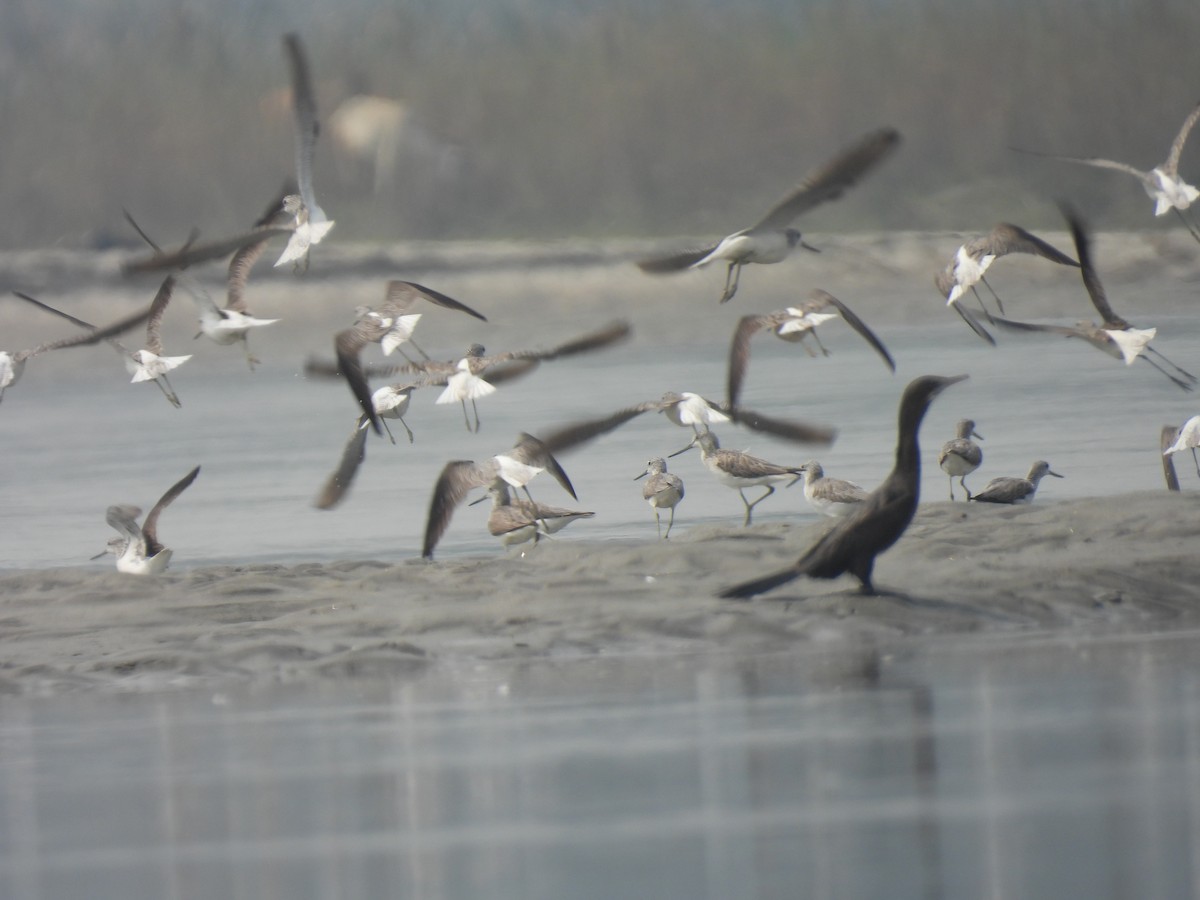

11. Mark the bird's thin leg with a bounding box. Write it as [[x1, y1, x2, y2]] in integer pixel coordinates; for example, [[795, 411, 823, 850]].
[[854, 558, 877, 596], [979, 275, 1006, 317], [947, 476, 955, 502], [809, 331, 832, 358], [242, 337, 259, 371], [1144, 345, 1197, 383], [654, 508, 663, 539], [407, 336, 433, 361], [520, 486, 552, 532], [664, 507, 675, 539], [1193, 447, 1200, 479], [961, 476, 973, 501], [740, 484, 776, 525], [1138, 355, 1194, 391], [471, 400, 481, 433], [398, 414, 414, 443], [720, 262, 742, 303], [970, 285, 996, 323], [1173, 207, 1200, 245], [381, 419, 397, 445], [152, 375, 182, 408]]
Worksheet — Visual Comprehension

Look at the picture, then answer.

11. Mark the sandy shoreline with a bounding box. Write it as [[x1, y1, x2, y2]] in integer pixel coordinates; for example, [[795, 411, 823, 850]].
[[3, 491, 1199, 694]]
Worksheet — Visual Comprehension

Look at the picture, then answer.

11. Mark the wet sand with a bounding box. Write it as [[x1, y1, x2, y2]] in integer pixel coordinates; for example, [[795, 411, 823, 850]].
[[4, 491, 1199, 694]]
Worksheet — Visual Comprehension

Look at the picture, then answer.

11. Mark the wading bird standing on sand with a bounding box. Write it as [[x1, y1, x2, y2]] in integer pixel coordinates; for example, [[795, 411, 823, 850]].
[[938, 419, 984, 501], [670, 431, 804, 526], [718, 374, 967, 599], [969, 460, 1063, 505], [637, 127, 901, 302], [636, 457, 685, 538], [799, 461, 868, 518]]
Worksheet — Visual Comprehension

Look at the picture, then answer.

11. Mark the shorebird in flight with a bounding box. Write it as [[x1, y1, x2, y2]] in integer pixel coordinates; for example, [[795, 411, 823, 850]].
[[275, 33, 334, 268], [1013, 102, 1200, 243], [13, 284, 190, 407], [92, 466, 200, 574], [938, 419, 983, 501], [421, 432, 581, 558], [719, 374, 967, 599], [353, 280, 487, 361], [363, 320, 633, 433], [969, 460, 1062, 505], [726, 289, 894, 409], [310, 382, 425, 510], [637, 127, 901, 302], [990, 206, 1197, 390], [799, 460, 868, 518], [635, 457, 685, 539], [0, 298, 153, 404], [121, 203, 288, 370], [933, 223, 1079, 344]]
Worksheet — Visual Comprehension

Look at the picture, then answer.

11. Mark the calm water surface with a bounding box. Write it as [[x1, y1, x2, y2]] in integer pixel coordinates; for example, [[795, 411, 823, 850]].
[[2, 631, 1199, 899]]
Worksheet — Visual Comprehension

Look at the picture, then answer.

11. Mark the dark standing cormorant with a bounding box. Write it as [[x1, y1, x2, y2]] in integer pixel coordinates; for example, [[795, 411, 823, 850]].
[[718, 373, 967, 599]]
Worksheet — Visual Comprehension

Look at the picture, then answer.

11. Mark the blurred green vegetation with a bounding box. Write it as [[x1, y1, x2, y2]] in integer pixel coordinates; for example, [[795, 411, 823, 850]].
[[0, 0, 1198, 248]]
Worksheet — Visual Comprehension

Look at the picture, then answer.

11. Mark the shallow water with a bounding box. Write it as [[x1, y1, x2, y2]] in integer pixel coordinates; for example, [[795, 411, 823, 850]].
[[2, 630, 1199, 899], [2, 277, 1197, 570]]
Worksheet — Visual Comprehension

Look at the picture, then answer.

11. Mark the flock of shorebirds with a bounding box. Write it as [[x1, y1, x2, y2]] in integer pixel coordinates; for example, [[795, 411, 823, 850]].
[[4, 33, 1200, 598]]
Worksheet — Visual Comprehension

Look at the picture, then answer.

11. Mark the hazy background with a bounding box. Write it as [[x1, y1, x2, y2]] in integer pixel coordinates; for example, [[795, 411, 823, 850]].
[[0, 0, 1198, 249]]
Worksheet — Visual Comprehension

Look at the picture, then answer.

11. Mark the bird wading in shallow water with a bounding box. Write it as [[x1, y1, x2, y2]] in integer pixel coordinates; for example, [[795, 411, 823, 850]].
[[719, 374, 967, 599]]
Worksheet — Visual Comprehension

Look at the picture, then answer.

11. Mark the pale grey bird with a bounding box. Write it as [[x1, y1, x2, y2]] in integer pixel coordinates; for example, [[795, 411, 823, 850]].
[[669, 431, 804, 526], [635, 457, 685, 538], [13, 284, 189, 408], [92, 466, 200, 574], [991, 206, 1196, 390], [275, 33, 334, 268], [726, 288, 895, 409], [1013, 101, 1200, 242], [970, 460, 1063, 505], [938, 419, 984, 501], [0, 299, 153, 403], [476, 480, 595, 551], [933, 223, 1079, 343], [799, 460, 868, 518], [637, 127, 901, 302]]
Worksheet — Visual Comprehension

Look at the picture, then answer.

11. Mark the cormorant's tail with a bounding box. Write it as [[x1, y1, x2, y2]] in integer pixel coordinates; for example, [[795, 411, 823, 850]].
[[718, 565, 802, 600]]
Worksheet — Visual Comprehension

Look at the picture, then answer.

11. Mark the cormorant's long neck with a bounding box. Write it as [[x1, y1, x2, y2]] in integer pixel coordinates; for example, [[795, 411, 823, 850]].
[[892, 396, 930, 483]]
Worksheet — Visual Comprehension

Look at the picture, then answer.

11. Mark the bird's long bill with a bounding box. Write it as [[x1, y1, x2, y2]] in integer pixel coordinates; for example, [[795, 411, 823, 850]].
[[468, 493, 489, 506], [1048, 469, 1065, 478], [667, 436, 698, 458], [633, 470, 648, 481], [89, 548, 109, 560], [800, 240, 821, 254]]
